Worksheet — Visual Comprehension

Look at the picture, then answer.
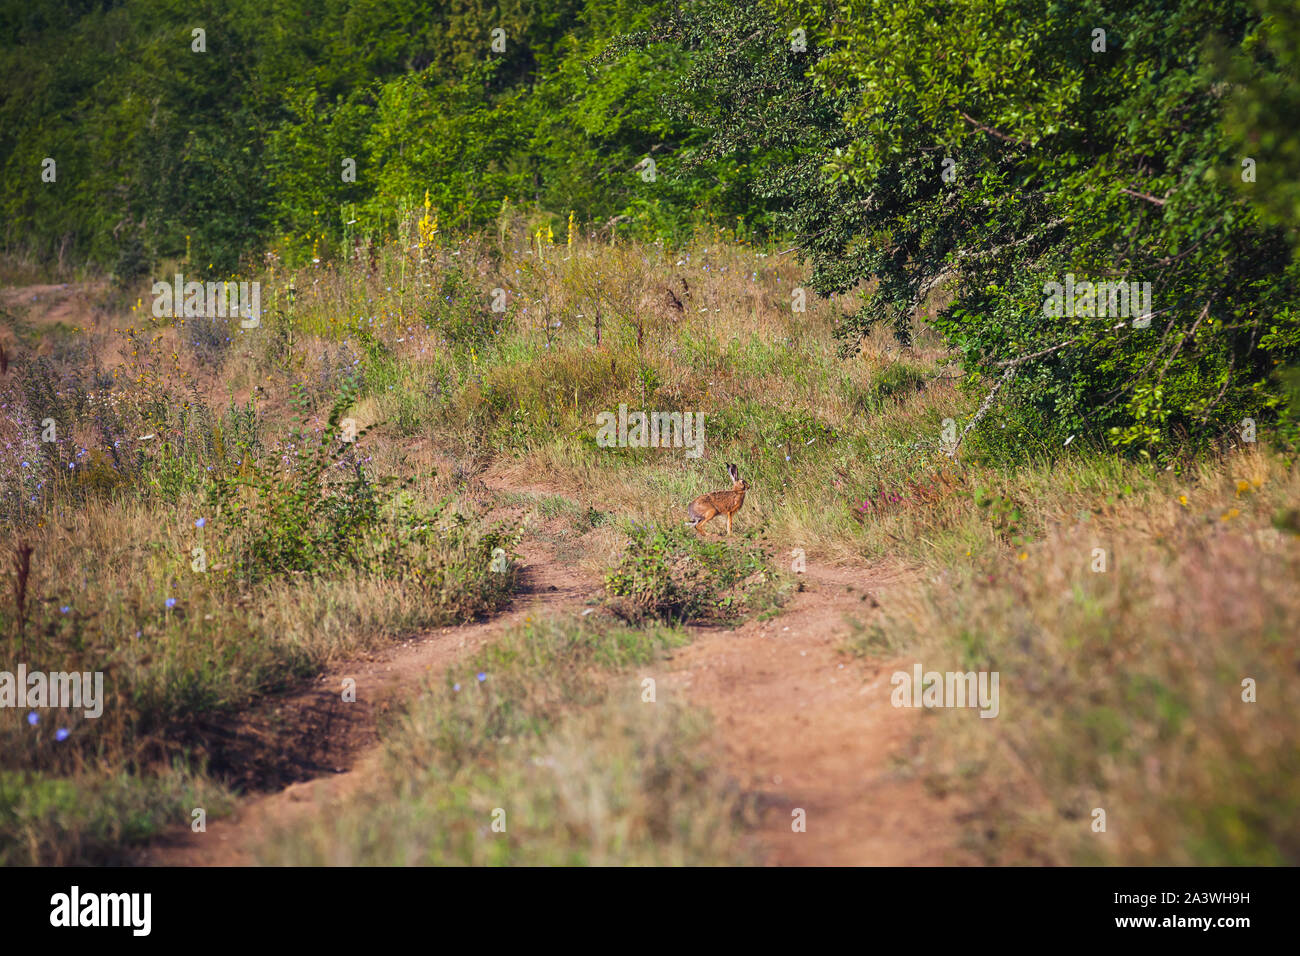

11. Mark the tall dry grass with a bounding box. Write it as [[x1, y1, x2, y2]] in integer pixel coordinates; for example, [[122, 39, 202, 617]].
[[3, 214, 1296, 865], [851, 448, 1300, 864]]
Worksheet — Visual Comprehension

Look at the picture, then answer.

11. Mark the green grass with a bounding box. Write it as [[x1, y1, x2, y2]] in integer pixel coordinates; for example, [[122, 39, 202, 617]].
[[257, 616, 757, 865], [4, 228, 1297, 867], [0, 767, 232, 866], [856, 451, 1300, 865], [603, 522, 794, 625]]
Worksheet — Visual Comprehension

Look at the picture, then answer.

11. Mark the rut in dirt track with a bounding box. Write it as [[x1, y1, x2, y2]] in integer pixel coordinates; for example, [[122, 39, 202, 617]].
[[141, 505, 972, 866], [140, 540, 596, 866], [660, 561, 977, 866]]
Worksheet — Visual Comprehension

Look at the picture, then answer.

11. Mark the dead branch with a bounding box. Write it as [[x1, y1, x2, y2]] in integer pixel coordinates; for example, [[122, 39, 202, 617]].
[[947, 364, 1016, 459]]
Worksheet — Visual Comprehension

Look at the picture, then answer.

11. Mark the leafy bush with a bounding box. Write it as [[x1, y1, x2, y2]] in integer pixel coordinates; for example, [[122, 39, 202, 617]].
[[206, 389, 388, 583], [206, 389, 519, 615], [652, 0, 1300, 457], [603, 523, 788, 624]]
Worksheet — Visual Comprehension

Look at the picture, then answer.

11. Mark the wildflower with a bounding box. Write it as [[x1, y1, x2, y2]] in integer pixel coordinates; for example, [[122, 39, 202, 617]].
[[195, 518, 206, 528], [1220, 508, 1240, 521], [1178, 495, 1189, 507], [476, 672, 487, 683], [60, 606, 69, 614], [1235, 480, 1251, 497], [1017, 552, 1028, 561], [55, 728, 69, 742], [165, 597, 177, 609], [453, 683, 461, 692], [27, 712, 38, 726]]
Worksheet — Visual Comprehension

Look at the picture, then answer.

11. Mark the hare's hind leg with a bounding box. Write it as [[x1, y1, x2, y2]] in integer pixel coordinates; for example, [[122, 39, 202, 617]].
[[726, 512, 732, 535], [695, 513, 714, 535]]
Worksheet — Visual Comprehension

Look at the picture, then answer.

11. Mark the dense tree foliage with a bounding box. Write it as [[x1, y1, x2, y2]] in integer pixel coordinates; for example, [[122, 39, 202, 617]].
[[2, 0, 1298, 455], [638, 0, 1300, 457], [0, 0, 768, 272]]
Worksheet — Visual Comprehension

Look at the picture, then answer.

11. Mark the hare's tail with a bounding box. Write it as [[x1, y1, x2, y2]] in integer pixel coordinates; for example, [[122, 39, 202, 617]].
[[685, 501, 704, 525]]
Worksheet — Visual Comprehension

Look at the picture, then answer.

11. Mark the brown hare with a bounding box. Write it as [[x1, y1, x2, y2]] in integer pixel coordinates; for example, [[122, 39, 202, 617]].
[[685, 463, 749, 535]]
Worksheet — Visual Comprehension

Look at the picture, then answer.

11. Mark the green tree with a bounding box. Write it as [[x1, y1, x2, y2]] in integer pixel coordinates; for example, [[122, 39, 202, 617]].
[[650, 0, 1300, 457]]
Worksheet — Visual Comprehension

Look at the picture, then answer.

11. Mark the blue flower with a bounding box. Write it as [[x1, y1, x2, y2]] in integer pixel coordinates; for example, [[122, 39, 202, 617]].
[[55, 728, 69, 742], [476, 672, 487, 683], [60, 606, 69, 614], [195, 517, 206, 528], [453, 683, 461, 692], [165, 597, 177, 609], [27, 712, 38, 726]]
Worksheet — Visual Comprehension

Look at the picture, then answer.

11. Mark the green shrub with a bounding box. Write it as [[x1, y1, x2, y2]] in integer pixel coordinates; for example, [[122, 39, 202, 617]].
[[603, 523, 788, 624]]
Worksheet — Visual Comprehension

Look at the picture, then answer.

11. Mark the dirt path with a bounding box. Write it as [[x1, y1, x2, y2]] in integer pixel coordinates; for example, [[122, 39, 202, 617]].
[[138, 472, 972, 866], [11, 283, 972, 865], [661, 561, 978, 866], [0, 281, 108, 332], [141, 538, 974, 866], [140, 539, 595, 865]]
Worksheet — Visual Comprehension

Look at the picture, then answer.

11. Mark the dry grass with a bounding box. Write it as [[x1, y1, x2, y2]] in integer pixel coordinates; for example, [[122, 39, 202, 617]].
[[256, 617, 757, 866], [852, 448, 1300, 864], [3, 218, 1297, 865]]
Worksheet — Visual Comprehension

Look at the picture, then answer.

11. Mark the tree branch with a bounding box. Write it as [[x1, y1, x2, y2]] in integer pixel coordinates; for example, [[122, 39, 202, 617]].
[[947, 365, 1016, 459], [994, 336, 1080, 368], [1156, 300, 1211, 381], [959, 111, 1031, 149], [911, 218, 1068, 311], [1119, 187, 1169, 207]]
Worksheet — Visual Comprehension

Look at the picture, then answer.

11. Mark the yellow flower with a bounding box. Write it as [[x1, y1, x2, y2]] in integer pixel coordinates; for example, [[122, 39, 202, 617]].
[[1178, 495, 1188, 507], [1220, 508, 1240, 521], [1235, 479, 1251, 496], [1017, 552, 1028, 561]]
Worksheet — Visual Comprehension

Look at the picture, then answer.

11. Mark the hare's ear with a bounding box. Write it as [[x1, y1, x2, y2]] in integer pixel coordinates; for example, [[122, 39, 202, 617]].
[[727, 463, 739, 482]]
